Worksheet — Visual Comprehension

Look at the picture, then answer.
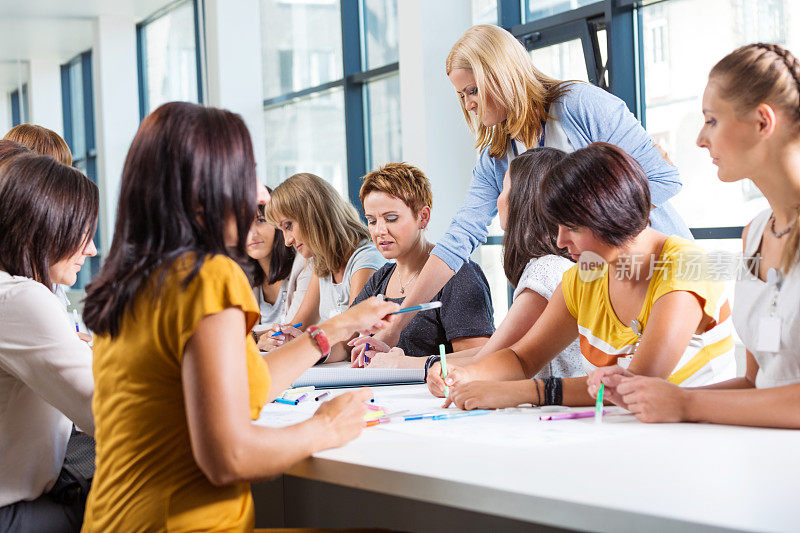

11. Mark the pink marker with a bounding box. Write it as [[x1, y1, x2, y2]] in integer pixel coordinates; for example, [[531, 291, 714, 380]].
[[540, 410, 607, 421]]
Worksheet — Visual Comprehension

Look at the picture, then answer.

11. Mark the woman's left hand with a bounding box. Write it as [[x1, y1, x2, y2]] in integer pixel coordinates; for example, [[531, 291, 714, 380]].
[[348, 336, 391, 367], [447, 380, 529, 411], [615, 376, 689, 423]]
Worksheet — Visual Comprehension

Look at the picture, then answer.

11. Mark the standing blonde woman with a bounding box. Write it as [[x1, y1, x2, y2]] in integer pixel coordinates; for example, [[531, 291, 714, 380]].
[[588, 44, 800, 428], [265, 173, 386, 361], [378, 24, 691, 347]]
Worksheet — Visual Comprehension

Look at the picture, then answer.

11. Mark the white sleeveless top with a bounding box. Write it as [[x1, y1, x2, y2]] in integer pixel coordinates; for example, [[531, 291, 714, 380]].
[[513, 255, 584, 379], [734, 209, 800, 388], [508, 106, 575, 162]]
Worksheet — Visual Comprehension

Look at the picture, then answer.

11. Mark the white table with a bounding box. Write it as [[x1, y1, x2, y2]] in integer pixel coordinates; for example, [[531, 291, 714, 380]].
[[252, 384, 800, 532]]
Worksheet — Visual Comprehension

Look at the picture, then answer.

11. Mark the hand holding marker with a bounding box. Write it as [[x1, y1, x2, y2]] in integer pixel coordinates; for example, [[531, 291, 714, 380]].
[[270, 322, 303, 337]]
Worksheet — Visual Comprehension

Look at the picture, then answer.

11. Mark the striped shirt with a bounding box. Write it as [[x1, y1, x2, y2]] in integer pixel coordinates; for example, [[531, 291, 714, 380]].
[[561, 236, 736, 387]]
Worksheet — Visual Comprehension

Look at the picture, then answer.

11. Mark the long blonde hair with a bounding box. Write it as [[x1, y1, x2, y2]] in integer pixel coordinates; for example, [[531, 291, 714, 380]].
[[710, 43, 800, 272], [265, 173, 370, 277], [446, 24, 571, 159]]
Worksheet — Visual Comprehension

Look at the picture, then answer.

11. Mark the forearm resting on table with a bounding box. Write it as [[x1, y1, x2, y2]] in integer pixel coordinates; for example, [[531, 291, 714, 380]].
[[683, 384, 800, 428]]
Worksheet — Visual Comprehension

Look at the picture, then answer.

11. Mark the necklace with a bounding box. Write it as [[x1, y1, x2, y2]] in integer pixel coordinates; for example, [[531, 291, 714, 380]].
[[398, 244, 433, 294], [770, 214, 796, 238], [398, 269, 420, 294]]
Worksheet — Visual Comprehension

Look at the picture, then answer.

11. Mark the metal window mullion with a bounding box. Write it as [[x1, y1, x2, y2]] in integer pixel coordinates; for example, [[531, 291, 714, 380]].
[[136, 23, 149, 119], [193, 0, 206, 105], [60, 64, 74, 152], [498, 0, 522, 28], [341, 0, 367, 211]]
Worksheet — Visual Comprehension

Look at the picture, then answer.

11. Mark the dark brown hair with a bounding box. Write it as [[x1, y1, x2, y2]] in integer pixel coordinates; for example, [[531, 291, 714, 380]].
[[0, 152, 98, 289], [503, 147, 571, 286], [710, 43, 800, 272], [4, 124, 73, 165], [83, 102, 258, 337], [538, 142, 651, 246], [249, 186, 295, 287], [0, 140, 31, 191]]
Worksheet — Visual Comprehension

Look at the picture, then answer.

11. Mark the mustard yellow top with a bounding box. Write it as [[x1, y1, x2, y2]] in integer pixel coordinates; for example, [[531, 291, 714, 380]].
[[83, 255, 270, 532], [561, 236, 735, 387]]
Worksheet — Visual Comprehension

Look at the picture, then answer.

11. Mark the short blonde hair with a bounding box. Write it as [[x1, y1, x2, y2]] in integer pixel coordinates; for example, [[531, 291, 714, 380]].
[[265, 173, 370, 277], [3, 124, 72, 165], [446, 25, 571, 159], [359, 162, 433, 214]]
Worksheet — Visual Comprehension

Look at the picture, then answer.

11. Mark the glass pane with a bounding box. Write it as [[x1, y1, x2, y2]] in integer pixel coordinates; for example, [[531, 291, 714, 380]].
[[639, 0, 791, 229], [530, 39, 589, 82], [472, 0, 498, 25], [596, 27, 608, 87], [261, 0, 343, 99], [472, 244, 509, 328], [69, 60, 86, 160], [364, 74, 401, 170], [263, 88, 347, 196], [362, 0, 399, 70], [524, 0, 601, 23], [142, 0, 199, 113]]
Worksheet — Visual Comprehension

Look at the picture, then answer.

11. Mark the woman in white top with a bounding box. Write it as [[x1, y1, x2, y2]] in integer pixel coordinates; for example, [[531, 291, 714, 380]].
[[0, 150, 98, 530], [247, 188, 318, 351], [265, 172, 386, 361], [588, 43, 800, 428], [422, 148, 584, 393]]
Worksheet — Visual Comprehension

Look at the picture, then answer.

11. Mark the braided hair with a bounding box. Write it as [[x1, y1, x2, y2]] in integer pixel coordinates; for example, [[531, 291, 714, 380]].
[[710, 43, 800, 272]]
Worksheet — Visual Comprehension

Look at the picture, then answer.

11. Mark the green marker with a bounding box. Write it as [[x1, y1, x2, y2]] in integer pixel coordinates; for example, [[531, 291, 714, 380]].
[[595, 383, 604, 423], [439, 344, 449, 399]]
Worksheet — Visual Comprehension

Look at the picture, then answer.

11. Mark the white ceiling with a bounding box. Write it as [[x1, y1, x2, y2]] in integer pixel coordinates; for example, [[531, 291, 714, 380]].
[[0, 0, 176, 92]]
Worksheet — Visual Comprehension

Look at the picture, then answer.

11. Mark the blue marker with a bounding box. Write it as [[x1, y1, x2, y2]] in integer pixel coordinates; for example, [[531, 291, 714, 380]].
[[273, 397, 298, 405], [432, 410, 490, 420], [390, 301, 442, 315], [270, 322, 303, 337]]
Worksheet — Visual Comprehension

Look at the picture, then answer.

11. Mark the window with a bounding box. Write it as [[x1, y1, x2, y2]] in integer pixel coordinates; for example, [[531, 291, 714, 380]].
[[361, 0, 400, 170], [61, 51, 101, 290], [260, 0, 401, 206], [472, 0, 498, 25], [524, 0, 602, 23], [10, 83, 29, 126], [639, 0, 788, 253], [137, 0, 202, 118]]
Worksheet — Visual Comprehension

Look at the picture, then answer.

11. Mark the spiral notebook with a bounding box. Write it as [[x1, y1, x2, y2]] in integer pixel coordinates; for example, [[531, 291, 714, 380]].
[[291, 361, 424, 388]]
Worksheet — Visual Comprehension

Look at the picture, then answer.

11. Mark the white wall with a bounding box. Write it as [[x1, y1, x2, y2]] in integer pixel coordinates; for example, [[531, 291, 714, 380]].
[[398, 0, 477, 243], [92, 14, 140, 251], [204, 0, 268, 184], [28, 59, 64, 135]]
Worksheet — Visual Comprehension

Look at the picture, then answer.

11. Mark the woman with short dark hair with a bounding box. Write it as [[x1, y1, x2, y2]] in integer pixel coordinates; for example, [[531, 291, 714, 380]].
[[429, 142, 736, 410], [0, 152, 98, 532]]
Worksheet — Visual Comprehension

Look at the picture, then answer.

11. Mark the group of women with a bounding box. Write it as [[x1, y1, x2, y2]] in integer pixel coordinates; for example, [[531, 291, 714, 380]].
[[0, 22, 798, 532]]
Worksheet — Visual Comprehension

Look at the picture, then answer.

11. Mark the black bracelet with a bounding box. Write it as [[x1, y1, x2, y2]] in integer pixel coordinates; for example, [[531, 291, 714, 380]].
[[423, 355, 441, 381], [534, 378, 542, 406], [553, 377, 563, 406], [542, 377, 563, 406]]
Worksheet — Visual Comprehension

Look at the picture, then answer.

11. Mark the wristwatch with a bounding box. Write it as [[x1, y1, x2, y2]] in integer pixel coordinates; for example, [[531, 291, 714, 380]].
[[308, 325, 331, 364]]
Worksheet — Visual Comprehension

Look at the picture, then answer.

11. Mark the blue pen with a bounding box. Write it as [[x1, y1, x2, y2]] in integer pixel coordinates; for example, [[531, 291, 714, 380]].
[[274, 397, 298, 405], [72, 310, 80, 333], [432, 410, 490, 420], [390, 301, 442, 315], [403, 413, 437, 421], [364, 342, 370, 365], [270, 322, 303, 337]]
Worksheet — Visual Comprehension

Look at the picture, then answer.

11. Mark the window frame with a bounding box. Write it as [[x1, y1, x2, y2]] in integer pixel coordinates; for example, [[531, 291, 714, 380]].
[[60, 50, 101, 290], [136, 0, 205, 120], [261, 0, 399, 210]]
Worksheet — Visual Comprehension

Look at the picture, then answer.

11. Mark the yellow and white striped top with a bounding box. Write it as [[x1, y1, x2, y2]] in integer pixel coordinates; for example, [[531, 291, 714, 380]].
[[561, 236, 736, 387]]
